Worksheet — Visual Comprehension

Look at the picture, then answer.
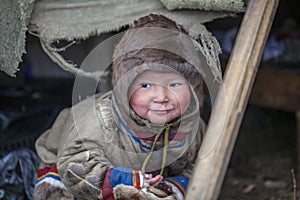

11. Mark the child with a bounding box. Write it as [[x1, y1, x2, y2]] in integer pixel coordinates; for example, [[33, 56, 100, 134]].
[[34, 14, 208, 200]]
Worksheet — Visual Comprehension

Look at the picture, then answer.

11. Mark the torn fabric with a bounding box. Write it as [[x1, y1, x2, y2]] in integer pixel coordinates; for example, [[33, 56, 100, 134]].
[[0, 0, 36, 77], [160, 0, 245, 12]]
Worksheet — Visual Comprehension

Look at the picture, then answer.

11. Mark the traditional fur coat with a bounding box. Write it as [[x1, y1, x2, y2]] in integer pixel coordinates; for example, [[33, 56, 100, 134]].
[[34, 14, 206, 200]]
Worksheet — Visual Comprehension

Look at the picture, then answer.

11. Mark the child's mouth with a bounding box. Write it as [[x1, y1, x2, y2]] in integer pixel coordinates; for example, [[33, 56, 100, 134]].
[[151, 109, 173, 115]]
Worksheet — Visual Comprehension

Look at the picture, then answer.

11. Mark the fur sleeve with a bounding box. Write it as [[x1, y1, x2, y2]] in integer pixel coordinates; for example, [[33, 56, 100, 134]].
[[56, 96, 116, 199]]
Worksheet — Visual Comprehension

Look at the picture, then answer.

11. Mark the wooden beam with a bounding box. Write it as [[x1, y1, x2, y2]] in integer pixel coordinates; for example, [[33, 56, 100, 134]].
[[186, 0, 279, 199]]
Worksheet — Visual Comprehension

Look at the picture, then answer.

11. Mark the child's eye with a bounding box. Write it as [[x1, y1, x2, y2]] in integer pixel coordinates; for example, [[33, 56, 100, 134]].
[[141, 83, 151, 88], [169, 83, 182, 87]]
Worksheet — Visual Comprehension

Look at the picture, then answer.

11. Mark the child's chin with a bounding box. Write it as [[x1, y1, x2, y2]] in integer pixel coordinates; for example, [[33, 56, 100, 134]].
[[148, 113, 180, 124], [149, 117, 173, 125], [151, 120, 168, 125]]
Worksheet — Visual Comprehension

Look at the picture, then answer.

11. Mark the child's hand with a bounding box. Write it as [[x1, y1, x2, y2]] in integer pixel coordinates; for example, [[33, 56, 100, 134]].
[[144, 174, 163, 186]]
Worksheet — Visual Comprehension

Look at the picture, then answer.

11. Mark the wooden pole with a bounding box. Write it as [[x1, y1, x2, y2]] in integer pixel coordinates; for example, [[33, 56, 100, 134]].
[[186, 0, 279, 199]]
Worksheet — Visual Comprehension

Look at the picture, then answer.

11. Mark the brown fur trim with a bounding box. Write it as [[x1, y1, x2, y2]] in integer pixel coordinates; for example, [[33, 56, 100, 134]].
[[128, 14, 188, 34], [113, 184, 141, 200], [34, 182, 73, 200], [113, 184, 177, 200]]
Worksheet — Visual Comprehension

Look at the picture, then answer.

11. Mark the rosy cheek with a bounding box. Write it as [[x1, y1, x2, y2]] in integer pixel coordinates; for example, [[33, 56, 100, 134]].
[[130, 94, 148, 115], [178, 94, 191, 112]]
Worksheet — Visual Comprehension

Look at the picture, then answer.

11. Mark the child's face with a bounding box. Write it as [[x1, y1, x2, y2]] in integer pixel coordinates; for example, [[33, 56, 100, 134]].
[[129, 71, 191, 124]]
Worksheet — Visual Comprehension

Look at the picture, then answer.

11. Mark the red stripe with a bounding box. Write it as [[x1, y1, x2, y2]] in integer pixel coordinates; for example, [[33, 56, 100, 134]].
[[102, 168, 115, 200], [136, 132, 188, 142], [37, 165, 58, 177], [133, 170, 141, 190], [166, 178, 185, 196]]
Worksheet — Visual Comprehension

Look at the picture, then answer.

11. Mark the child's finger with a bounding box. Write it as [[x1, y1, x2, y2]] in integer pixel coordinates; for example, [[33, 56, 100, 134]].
[[147, 175, 163, 186], [144, 173, 153, 179]]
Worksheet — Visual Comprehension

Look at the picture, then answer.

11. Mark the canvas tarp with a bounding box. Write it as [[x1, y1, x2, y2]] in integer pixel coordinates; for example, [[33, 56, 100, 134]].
[[160, 0, 245, 12], [0, 0, 245, 77], [0, 0, 36, 77]]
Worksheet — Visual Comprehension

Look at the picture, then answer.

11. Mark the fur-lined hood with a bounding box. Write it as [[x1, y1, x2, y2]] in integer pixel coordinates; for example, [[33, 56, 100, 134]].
[[111, 14, 206, 147]]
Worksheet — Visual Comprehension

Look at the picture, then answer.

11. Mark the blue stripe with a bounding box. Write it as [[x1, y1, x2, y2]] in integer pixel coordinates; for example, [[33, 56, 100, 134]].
[[111, 96, 152, 149], [111, 95, 185, 150], [36, 174, 62, 184], [168, 176, 189, 191], [110, 167, 134, 187]]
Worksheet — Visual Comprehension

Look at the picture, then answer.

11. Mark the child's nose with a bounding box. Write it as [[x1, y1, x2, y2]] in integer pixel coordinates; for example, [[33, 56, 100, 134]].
[[153, 85, 169, 103]]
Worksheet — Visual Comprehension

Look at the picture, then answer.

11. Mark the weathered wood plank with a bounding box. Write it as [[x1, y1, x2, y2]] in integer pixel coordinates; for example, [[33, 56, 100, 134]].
[[186, 0, 280, 199]]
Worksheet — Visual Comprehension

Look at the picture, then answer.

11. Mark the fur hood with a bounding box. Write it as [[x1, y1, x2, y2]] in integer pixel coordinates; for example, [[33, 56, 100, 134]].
[[111, 14, 206, 147]]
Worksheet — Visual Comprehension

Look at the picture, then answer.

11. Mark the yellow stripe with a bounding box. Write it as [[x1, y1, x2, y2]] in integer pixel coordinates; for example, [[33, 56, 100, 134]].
[[132, 170, 137, 187], [37, 172, 59, 180]]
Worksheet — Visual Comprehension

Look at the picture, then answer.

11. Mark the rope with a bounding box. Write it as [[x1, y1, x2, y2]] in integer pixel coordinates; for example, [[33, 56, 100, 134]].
[[40, 39, 103, 80], [141, 124, 171, 175]]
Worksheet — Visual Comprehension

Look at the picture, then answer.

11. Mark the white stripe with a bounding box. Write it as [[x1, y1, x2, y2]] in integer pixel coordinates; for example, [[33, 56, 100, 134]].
[[35, 177, 66, 190], [139, 171, 146, 188], [165, 181, 184, 200]]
